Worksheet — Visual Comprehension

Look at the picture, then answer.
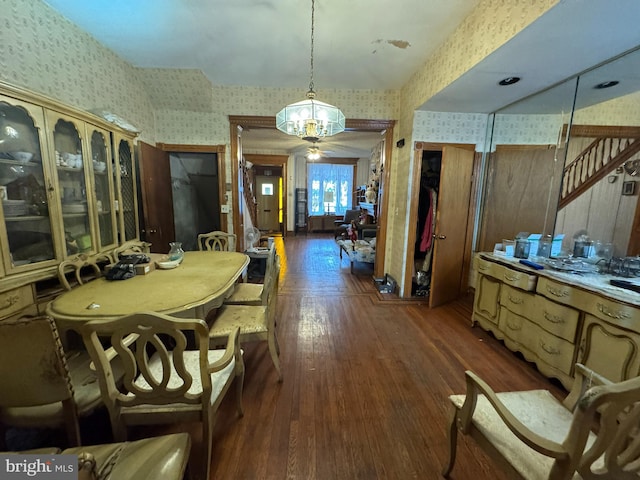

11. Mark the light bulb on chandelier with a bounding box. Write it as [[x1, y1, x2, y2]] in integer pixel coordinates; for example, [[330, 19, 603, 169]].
[[276, 0, 345, 143]]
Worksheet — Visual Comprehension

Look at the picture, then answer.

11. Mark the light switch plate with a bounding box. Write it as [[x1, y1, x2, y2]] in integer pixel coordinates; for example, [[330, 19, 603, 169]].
[[220, 204, 230, 214]]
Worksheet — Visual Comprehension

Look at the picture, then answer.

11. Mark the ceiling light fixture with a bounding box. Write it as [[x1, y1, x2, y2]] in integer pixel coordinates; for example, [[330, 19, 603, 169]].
[[594, 80, 619, 89], [498, 76, 521, 86], [276, 0, 345, 143], [306, 145, 321, 160]]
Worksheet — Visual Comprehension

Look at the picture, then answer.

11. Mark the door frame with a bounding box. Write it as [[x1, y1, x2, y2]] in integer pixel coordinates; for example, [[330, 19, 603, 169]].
[[405, 142, 480, 300], [246, 154, 287, 234], [156, 142, 228, 234], [229, 115, 394, 276]]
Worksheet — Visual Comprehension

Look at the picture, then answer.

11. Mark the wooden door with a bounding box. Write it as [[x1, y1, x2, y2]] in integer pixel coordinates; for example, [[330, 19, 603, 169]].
[[256, 175, 280, 232], [138, 142, 175, 253], [429, 146, 474, 307]]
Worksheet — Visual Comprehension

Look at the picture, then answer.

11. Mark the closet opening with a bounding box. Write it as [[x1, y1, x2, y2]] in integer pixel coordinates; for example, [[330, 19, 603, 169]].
[[413, 150, 442, 297]]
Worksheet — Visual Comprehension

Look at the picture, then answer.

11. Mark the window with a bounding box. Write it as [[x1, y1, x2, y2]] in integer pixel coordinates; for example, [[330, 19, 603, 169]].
[[261, 183, 273, 195], [307, 163, 354, 216]]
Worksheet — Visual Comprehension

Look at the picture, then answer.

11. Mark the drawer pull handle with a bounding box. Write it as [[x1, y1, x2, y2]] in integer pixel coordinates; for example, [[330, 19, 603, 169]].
[[597, 303, 630, 320], [478, 264, 490, 271], [508, 294, 524, 305], [543, 311, 565, 325], [0, 294, 19, 311], [545, 285, 569, 298], [504, 273, 521, 282], [506, 320, 522, 331], [539, 340, 560, 355]]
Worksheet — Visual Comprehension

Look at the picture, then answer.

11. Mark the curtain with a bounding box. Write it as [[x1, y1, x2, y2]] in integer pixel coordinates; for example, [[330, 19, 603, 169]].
[[307, 163, 354, 216]]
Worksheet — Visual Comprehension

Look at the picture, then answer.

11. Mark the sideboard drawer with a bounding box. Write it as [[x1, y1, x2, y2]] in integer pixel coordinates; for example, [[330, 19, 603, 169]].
[[533, 323, 575, 376], [583, 297, 640, 332], [475, 256, 537, 291], [499, 284, 536, 317], [536, 277, 579, 306], [0, 285, 34, 320], [531, 295, 580, 343]]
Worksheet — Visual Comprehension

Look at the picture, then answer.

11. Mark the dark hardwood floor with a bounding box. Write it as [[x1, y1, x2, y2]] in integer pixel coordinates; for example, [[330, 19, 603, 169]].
[[199, 234, 565, 479], [7, 234, 566, 479]]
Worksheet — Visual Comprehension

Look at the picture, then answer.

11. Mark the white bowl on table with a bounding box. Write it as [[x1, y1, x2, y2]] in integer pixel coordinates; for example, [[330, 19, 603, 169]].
[[156, 258, 181, 270]]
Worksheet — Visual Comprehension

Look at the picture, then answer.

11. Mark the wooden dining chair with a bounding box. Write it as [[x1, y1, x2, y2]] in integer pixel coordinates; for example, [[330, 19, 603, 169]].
[[57, 253, 104, 291], [0, 315, 112, 448], [80, 312, 244, 480], [209, 255, 282, 381], [443, 363, 640, 479], [197, 231, 237, 252], [111, 240, 152, 260], [223, 243, 277, 306]]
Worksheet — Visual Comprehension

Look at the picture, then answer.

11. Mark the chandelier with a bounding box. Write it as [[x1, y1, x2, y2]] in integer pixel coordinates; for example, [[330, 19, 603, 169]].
[[276, 0, 345, 142]]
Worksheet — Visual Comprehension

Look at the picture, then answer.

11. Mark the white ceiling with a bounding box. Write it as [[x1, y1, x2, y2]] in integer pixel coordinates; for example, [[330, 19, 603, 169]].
[[42, 0, 640, 157], [41, 0, 479, 91]]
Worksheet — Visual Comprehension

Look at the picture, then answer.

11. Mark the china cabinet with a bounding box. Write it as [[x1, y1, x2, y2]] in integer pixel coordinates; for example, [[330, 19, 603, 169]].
[[0, 81, 140, 311]]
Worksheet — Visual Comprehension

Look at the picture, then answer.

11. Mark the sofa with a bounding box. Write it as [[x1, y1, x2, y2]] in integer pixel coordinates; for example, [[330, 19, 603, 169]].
[[3, 433, 191, 480]]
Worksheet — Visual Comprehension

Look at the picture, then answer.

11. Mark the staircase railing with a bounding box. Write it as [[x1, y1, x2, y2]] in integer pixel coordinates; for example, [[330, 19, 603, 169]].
[[241, 159, 258, 227], [559, 135, 640, 210]]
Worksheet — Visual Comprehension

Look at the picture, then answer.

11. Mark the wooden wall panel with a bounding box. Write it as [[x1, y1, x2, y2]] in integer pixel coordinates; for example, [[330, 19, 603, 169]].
[[478, 145, 562, 252]]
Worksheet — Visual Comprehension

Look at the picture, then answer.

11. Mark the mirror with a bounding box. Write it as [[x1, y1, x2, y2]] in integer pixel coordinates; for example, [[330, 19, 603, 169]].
[[478, 46, 640, 258], [477, 77, 578, 252], [555, 47, 640, 257]]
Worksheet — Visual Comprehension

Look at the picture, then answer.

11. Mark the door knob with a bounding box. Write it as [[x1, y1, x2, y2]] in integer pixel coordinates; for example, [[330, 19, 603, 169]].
[[434, 234, 446, 239]]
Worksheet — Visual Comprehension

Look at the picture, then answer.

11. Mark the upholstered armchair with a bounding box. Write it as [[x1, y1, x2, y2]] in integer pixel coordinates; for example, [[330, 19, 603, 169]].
[[443, 363, 640, 479], [334, 209, 362, 239], [4, 433, 191, 480]]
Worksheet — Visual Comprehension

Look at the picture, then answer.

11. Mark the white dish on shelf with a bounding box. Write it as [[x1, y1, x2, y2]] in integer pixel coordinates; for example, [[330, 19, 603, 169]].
[[10, 151, 34, 163], [156, 259, 181, 270], [62, 203, 88, 214]]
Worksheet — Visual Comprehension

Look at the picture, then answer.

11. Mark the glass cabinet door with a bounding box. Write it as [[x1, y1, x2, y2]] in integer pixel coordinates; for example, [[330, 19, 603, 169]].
[[113, 134, 139, 242], [88, 126, 117, 251], [48, 113, 94, 256], [0, 97, 57, 271]]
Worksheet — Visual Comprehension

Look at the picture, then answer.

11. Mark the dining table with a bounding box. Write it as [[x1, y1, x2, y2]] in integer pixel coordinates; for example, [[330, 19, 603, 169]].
[[46, 250, 249, 337]]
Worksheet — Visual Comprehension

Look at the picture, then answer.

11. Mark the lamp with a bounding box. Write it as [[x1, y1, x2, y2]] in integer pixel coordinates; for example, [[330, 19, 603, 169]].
[[323, 189, 334, 214], [276, 0, 345, 142]]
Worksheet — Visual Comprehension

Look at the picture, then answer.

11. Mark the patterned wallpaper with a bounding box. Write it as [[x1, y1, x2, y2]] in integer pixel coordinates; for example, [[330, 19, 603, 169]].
[[413, 112, 490, 150], [385, 0, 559, 291], [0, 0, 156, 139], [574, 90, 640, 125], [3, 0, 587, 296]]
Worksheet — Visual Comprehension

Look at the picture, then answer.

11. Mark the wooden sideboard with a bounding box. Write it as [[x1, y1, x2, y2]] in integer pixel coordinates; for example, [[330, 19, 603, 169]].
[[473, 253, 640, 389]]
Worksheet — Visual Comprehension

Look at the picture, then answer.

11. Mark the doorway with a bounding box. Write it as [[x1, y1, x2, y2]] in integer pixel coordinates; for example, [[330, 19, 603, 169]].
[[138, 142, 227, 253], [231, 117, 395, 276], [256, 173, 282, 233], [170, 152, 220, 251], [405, 143, 478, 306]]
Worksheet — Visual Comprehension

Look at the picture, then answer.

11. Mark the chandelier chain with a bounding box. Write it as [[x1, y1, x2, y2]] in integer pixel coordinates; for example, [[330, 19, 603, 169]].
[[309, 0, 315, 92]]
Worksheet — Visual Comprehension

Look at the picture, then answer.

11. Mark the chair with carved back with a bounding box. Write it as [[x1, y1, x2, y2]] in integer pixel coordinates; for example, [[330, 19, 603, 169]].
[[80, 312, 244, 480], [197, 231, 237, 252], [443, 363, 640, 479], [223, 243, 277, 306], [57, 254, 104, 291], [0, 315, 111, 448], [111, 240, 152, 260], [209, 254, 282, 381]]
